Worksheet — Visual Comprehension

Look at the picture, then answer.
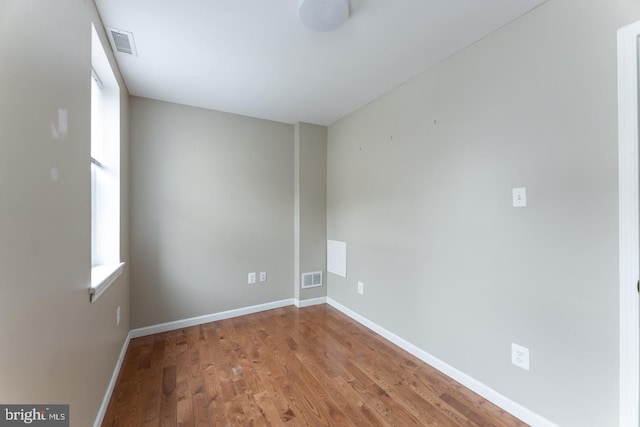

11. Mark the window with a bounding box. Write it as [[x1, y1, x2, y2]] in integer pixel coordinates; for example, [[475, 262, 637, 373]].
[[90, 23, 123, 302]]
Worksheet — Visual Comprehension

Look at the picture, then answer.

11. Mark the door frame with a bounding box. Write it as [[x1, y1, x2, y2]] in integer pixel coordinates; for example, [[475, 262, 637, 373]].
[[618, 20, 640, 427]]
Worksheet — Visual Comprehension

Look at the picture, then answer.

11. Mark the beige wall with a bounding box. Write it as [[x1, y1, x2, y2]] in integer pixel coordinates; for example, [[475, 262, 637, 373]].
[[294, 123, 328, 301], [0, 1, 130, 426], [327, 0, 640, 425], [3, 0, 636, 424], [130, 97, 294, 328]]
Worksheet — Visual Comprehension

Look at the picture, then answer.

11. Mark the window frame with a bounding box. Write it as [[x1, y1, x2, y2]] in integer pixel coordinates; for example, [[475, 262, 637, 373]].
[[90, 23, 124, 303]]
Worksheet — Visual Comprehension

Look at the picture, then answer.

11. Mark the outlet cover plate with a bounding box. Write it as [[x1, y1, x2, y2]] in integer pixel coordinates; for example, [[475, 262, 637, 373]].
[[357, 281, 364, 295], [260, 272, 267, 282], [248, 272, 256, 284], [512, 343, 530, 370]]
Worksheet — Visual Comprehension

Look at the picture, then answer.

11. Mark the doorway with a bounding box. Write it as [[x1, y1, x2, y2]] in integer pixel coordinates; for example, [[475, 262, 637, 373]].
[[618, 19, 640, 427]]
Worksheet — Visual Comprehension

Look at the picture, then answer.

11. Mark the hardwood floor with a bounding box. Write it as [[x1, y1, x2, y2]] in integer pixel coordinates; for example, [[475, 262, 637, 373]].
[[102, 304, 528, 426]]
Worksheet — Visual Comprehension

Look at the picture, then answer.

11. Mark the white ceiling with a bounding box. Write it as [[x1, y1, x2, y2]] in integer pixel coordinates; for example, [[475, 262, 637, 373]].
[[95, 0, 546, 126]]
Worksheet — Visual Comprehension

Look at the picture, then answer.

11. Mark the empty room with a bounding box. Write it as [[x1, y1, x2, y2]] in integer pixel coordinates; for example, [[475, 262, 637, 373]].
[[2, 0, 640, 426]]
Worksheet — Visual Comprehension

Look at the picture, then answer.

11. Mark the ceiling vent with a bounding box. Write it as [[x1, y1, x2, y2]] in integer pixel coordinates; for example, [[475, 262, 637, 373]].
[[106, 27, 138, 57], [301, 271, 323, 289]]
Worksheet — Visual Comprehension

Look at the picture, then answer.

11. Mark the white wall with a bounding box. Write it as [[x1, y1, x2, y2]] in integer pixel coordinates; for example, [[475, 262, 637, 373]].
[[0, 1, 130, 425], [326, 0, 640, 425], [130, 97, 294, 328]]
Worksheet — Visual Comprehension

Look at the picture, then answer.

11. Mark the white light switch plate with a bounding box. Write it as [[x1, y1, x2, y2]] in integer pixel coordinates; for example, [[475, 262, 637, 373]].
[[513, 187, 527, 207]]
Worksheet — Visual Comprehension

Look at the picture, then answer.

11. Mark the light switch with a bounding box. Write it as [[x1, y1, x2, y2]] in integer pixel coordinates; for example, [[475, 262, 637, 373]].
[[513, 187, 527, 208]]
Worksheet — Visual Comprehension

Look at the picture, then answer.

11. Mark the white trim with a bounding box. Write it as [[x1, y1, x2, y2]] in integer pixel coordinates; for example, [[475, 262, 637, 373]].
[[326, 298, 558, 427], [93, 331, 130, 427], [129, 299, 295, 338], [618, 20, 640, 427], [294, 297, 327, 308], [90, 262, 125, 303]]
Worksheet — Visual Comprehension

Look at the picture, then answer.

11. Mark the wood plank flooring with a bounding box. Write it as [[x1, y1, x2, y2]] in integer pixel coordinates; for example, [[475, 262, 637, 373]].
[[102, 304, 528, 426]]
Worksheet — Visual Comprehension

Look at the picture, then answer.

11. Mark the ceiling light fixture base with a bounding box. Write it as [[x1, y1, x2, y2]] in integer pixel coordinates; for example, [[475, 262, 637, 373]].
[[298, 0, 349, 32]]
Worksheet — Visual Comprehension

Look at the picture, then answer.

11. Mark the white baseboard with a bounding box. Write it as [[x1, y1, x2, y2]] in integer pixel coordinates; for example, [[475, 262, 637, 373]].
[[94, 331, 131, 427], [294, 296, 327, 307], [326, 298, 558, 427], [129, 298, 295, 338]]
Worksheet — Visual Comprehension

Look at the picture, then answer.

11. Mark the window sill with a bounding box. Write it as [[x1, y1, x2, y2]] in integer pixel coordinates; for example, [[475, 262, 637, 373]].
[[90, 262, 125, 303]]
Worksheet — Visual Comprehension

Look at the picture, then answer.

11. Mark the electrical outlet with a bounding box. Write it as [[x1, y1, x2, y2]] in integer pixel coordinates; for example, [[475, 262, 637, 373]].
[[512, 343, 530, 370], [260, 272, 267, 282], [357, 281, 364, 295], [117, 306, 120, 326], [512, 187, 527, 207], [248, 272, 256, 284]]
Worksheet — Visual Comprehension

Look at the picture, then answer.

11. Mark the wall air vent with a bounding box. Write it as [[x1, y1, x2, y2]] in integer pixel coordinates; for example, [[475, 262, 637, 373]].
[[106, 27, 138, 57], [301, 271, 323, 289]]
